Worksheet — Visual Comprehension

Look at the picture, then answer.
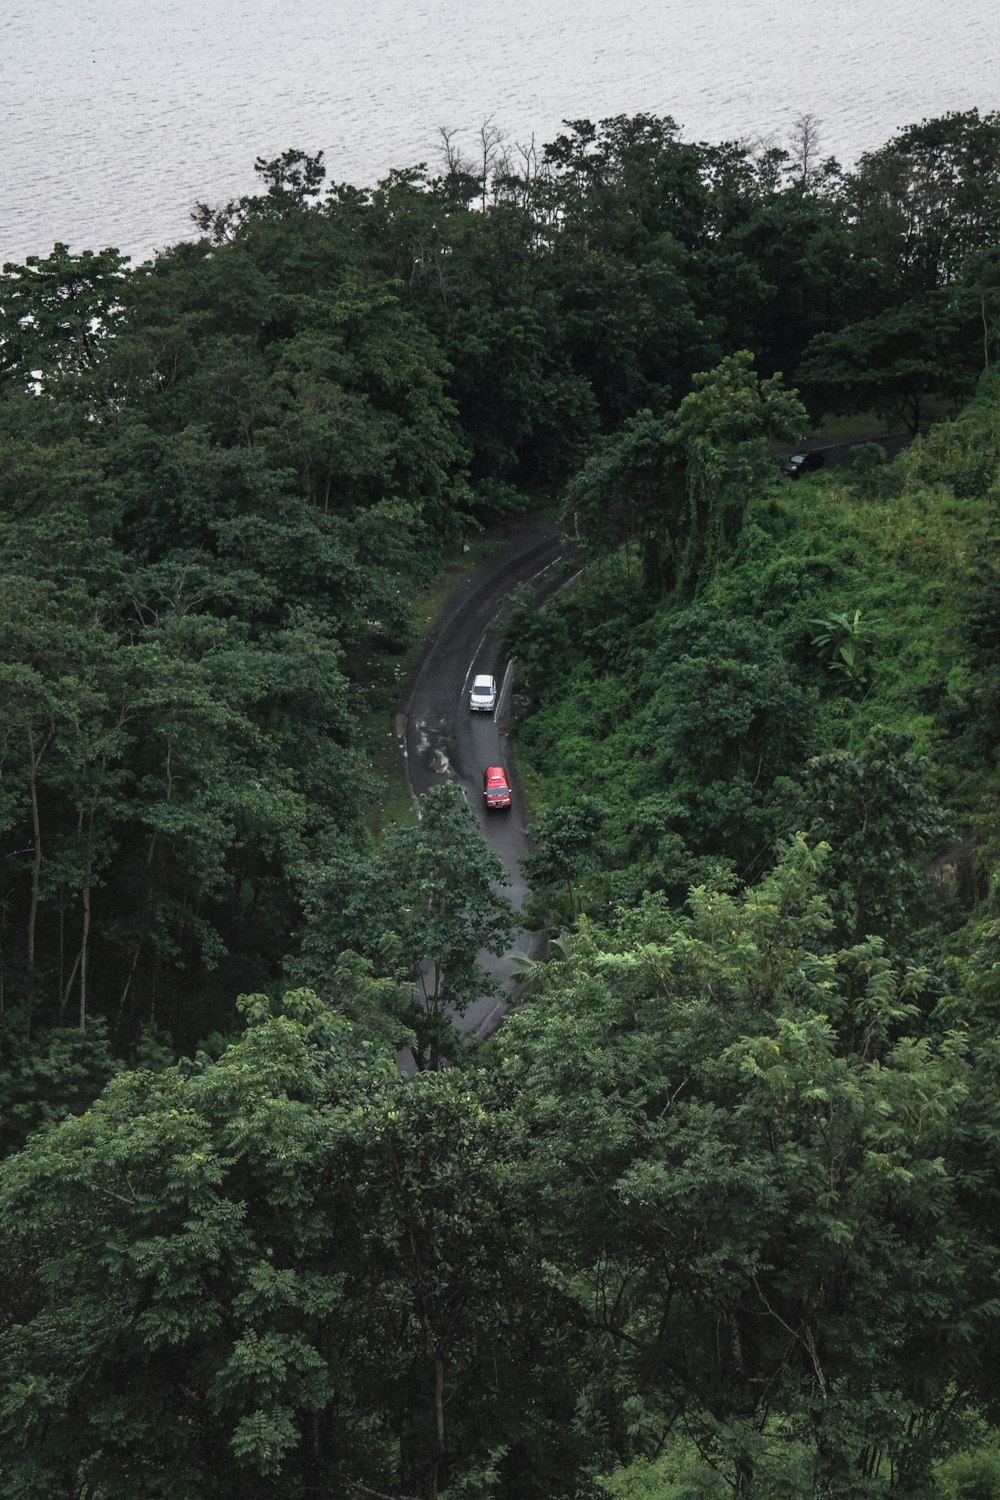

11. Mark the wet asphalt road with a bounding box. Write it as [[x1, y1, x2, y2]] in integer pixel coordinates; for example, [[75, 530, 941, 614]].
[[402, 520, 578, 1038], [793, 430, 913, 467]]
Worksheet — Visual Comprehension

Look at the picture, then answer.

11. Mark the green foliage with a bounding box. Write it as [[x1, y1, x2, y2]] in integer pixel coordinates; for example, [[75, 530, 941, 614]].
[[566, 355, 806, 597], [0, 993, 586, 1499], [799, 294, 971, 435], [787, 728, 952, 946], [516, 592, 818, 890], [293, 782, 517, 1067], [5, 104, 1000, 1493], [492, 838, 989, 1496], [0, 243, 131, 394], [597, 1442, 730, 1498], [521, 796, 608, 921], [666, 351, 807, 589], [0, 1011, 119, 1154], [2, 102, 991, 1058], [936, 1431, 1000, 1499], [846, 108, 1000, 295], [565, 407, 679, 588], [810, 607, 872, 688], [0, 207, 478, 1055], [516, 373, 995, 907]]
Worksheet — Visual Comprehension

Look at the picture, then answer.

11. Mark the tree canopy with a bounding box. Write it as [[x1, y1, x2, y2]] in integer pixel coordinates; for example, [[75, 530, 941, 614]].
[[4, 103, 1000, 1497]]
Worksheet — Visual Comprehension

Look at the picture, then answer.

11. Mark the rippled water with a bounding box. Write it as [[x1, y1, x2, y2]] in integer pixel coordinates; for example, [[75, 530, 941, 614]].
[[2, 0, 998, 265]]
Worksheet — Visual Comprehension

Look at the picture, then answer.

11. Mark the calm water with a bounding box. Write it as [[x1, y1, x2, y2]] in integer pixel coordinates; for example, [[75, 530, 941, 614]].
[[2, 0, 998, 266]]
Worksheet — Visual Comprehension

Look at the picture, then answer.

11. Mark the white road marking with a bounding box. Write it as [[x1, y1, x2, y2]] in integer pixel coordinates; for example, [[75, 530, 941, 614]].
[[462, 553, 568, 701]]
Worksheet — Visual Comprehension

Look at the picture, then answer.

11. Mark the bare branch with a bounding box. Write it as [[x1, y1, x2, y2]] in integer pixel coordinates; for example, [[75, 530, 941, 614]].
[[789, 112, 823, 185]]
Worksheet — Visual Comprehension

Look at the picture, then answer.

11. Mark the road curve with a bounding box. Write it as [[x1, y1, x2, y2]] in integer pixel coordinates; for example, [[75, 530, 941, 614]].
[[401, 518, 577, 1038]]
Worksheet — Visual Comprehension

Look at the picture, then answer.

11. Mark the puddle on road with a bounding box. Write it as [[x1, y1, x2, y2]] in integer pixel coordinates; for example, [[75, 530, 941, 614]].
[[415, 719, 454, 777]]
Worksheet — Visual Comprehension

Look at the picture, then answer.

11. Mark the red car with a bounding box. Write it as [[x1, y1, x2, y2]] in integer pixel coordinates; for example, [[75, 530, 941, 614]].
[[483, 765, 512, 810]]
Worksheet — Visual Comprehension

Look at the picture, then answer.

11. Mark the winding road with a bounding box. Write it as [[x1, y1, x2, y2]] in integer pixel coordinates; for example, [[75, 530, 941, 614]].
[[397, 433, 912, 1044], [400, 519, 577, 1038]]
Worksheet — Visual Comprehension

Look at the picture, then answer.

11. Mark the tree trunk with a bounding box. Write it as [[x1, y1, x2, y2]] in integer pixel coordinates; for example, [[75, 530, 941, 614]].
[[62, 946, 82, 1017], [425, 1353, 445, 1500], [118, 827, 159, 1023], [735, 1450, 754, 1494], [26, 726, 49, 966], [77, 802, 97, 1032], [79, 884, 91, 1031]]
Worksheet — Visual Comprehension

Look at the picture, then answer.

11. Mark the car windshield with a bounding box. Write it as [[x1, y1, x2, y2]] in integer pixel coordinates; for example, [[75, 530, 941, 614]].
[[473, 685, 492, 696]]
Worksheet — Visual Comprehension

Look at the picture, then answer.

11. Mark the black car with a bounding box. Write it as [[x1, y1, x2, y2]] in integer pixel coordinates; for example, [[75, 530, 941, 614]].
[[783, 450, 825, 479]]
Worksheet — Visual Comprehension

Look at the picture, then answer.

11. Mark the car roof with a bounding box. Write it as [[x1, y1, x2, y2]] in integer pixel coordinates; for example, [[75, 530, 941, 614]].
[[473, 674, 494, 686], [485, 765, 507, 780]]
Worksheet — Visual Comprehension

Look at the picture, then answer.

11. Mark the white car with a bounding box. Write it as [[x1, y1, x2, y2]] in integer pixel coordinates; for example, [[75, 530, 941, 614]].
[[469, 674, 497, 713]]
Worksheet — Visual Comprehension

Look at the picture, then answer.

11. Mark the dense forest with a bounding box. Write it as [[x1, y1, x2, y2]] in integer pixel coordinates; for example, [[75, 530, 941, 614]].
[[2, 107, 1000, 1497]]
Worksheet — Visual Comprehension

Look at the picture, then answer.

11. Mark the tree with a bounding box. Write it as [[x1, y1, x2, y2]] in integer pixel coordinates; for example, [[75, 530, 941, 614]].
[[665, 351, 806, 589], [521, 797, 608, 920], [565, 356, 806, 597], [0, 993, 380, 1497], [495, 839, 986, 1495], [714, 184, 864, 379], [0, 243, 131, 394], [0, 991, 583, 1500], [652, 609, 817, 867], [658, 609, 815, 783], [256, 279, 472, 531], [790, 727, 952, 945], [788, 112, 824, 188], [846, 109, 1000, 296], [0, 1009, 119, 1155], [564, 408, 681, 590], [799, 293, 970, 434], [294, 783, 518, 1068], [541, 114, 713, 253], [953, 246, 1000, 374], [191, 148, 327, 243], [0, 559, 128, 1021]]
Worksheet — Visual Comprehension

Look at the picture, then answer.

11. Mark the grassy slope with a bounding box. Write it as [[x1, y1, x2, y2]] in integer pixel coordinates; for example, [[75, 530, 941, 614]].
[[514, 439, 993, 860]]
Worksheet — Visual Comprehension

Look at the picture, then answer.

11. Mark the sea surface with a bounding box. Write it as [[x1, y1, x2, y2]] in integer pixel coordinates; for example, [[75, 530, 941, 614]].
[[2, 0, 999, 266]]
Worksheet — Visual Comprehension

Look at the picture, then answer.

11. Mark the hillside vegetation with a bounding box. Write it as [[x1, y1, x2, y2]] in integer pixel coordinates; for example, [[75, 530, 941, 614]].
[[1, 112, 1000, 1498]]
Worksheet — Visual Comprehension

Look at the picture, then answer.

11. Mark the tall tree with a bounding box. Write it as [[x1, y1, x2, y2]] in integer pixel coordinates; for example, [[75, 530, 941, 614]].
[[799, 292, 970, 434], [496, 839, 986, 1495], [0, 244, 131, 395], [846, 109, 1000, 295], [665, 350, 806, 588], [0, 991, 581, 1500], [294, 783, 518, 1068], [789, 727, 952, 946]]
